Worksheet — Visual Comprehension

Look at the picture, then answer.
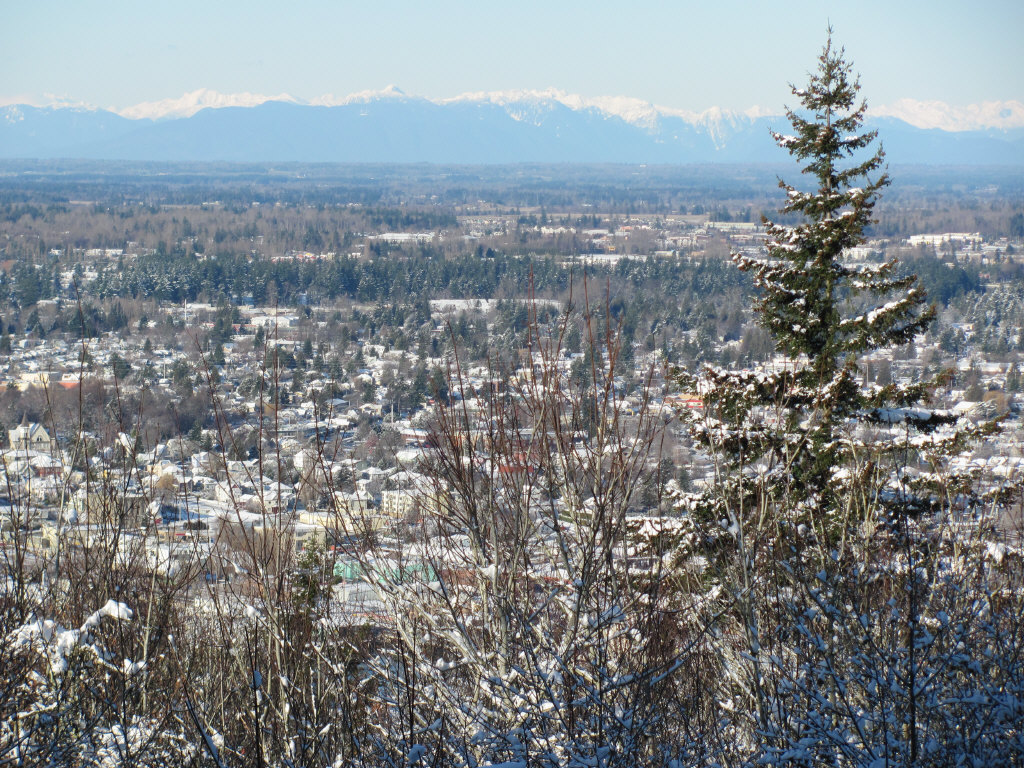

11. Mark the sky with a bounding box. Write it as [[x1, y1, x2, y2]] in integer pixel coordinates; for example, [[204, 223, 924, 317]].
[[3, 0, 1022, 114]]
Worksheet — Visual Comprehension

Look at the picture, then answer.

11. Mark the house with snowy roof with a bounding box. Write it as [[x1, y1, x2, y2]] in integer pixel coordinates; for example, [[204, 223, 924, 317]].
[[8, 418, 56, 454]]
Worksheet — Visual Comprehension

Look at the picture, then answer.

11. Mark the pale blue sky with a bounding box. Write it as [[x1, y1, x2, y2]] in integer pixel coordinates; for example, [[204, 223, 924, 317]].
[[3, 0, 1021, 112]]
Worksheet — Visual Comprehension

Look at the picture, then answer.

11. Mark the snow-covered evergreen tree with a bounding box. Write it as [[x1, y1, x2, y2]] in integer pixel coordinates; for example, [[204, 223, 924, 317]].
[[673, 32, 1024, 766], [675, 32, 965, 554], [738, 32, 937, 515]]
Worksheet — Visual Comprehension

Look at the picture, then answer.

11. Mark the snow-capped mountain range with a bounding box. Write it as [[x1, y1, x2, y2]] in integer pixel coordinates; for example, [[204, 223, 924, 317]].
[[87, 88, 1024, 132], [2, 88, 1022, 164]]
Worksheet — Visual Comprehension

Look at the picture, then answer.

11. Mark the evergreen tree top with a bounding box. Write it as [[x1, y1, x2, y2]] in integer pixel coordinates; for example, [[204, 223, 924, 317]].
[[776, 32, 886, 199], [736, 30, 932, 379]]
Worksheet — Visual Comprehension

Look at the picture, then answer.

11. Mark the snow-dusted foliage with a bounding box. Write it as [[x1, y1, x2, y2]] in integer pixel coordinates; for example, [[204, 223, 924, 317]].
[[0, 597, 194, 766], [352, 298, 708, 767], [672, 32, 1024, 766]]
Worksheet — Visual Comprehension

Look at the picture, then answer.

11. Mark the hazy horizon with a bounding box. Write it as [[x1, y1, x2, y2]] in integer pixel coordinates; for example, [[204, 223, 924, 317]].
[[4, 1, 1021, 119]]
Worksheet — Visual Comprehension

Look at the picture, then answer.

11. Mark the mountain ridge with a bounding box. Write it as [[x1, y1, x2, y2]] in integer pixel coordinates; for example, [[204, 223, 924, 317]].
[[2, 91, 1023, 165], [7, 88, 1022, 131]]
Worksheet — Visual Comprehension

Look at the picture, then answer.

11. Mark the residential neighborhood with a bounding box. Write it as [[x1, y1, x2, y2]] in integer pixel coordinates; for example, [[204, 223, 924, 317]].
[[3, 201, 1023, 620]]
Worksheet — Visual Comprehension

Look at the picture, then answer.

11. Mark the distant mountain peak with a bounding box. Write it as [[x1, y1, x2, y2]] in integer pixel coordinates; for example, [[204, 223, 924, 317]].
[[312, 85, 413, 107], [439, 90, 785, 135], [871, 98, 1024, 132], [444, 88, 668, 127], [116, 88, 301, 120]]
